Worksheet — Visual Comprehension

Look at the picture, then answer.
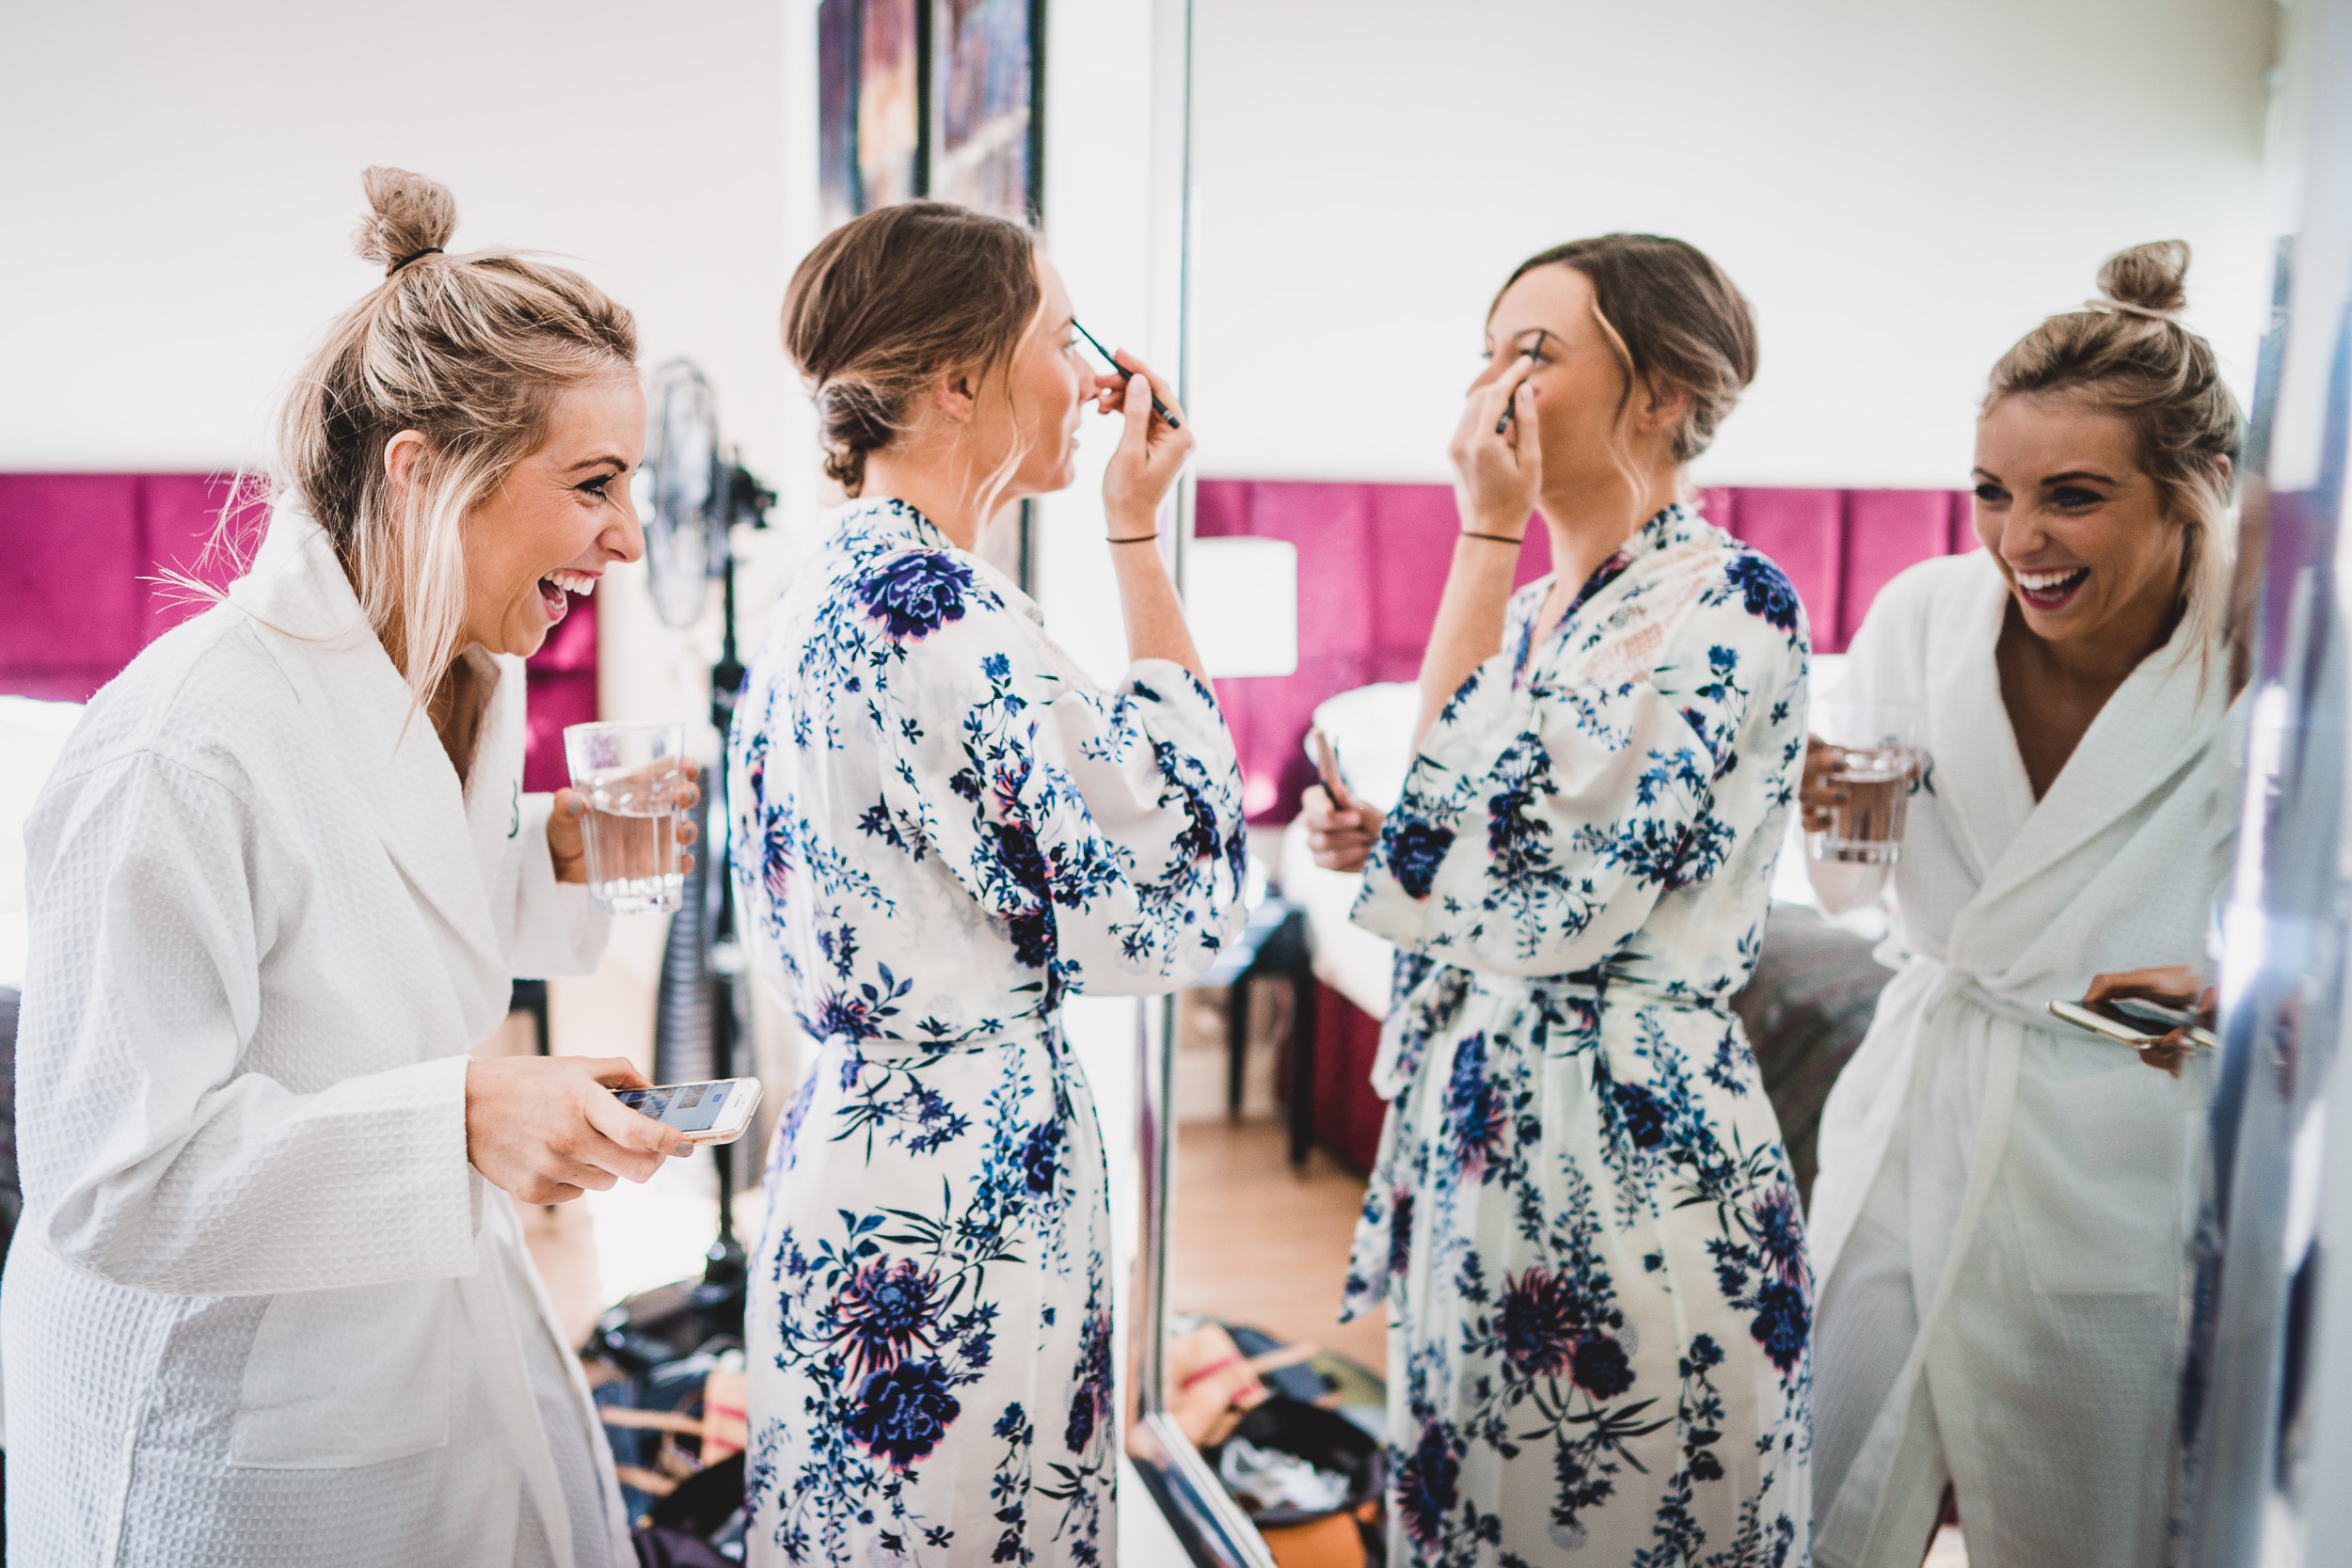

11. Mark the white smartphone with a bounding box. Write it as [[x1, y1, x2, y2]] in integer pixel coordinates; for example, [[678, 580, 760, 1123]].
[[612, 1078, 764, 1145], [2048, 999, 2218, 1053]]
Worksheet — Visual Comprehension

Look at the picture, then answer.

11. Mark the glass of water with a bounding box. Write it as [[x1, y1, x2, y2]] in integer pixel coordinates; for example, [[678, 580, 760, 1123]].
[[1809, 702, 1925, 865], [563, 721, 689, 914]]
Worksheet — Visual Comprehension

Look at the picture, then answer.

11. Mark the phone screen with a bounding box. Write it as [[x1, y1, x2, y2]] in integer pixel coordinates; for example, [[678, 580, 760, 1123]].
[[614, 1081, 735, 1132], [2105, 996, 2199, 1031]]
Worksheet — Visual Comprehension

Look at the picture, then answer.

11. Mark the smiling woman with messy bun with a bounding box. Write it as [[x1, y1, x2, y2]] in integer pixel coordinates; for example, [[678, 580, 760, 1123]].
[[8, 168, 684, 1567], [1803, 238, 2247, 1568]]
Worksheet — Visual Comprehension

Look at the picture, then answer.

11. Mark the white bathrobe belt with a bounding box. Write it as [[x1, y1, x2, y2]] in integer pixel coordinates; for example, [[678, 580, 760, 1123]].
[[1818, 961, 2028, 1564]]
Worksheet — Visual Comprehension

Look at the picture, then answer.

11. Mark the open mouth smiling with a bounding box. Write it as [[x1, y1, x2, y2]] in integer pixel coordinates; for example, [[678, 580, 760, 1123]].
[[2013, 565, 2089, 611], [537, 568, 599, 623]]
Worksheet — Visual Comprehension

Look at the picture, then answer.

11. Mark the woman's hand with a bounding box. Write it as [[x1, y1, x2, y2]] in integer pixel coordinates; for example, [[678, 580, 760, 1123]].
[[465, 1054, 685, 1204], [548, 758, 701, 885], [1799, 736, 1848, 833], [1300, 783, 1382, 875], [1097, 350, 1195, 539], [1447, 360, 1542, 538], [2082, 964, 2217, 1079]]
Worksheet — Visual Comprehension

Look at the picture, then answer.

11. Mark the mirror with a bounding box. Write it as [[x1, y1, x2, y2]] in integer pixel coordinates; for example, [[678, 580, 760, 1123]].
[[1146, 4, 2331, 1565]]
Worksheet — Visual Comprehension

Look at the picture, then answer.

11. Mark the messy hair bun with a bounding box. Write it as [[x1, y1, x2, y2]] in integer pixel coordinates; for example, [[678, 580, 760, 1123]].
[[278, 166, 637, 709], [814, 380, 902, 493], [352, 166, 457, 276], [2096, 239, 2191, 318], [1986, 238, 2242, 659]]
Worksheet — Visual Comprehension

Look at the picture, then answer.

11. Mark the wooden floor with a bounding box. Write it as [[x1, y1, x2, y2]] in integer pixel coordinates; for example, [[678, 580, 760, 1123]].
[[1166, 1117, 1388, 1376]]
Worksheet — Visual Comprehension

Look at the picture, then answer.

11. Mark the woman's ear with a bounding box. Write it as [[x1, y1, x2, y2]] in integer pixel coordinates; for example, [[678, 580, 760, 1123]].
[[383, 430, 430, 499], [932, 368, 978, 426], [1639, 383, 1691, 436]]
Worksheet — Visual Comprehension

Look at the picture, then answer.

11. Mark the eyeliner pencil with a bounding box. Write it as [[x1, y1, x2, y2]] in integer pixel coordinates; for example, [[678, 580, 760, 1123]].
[[1073, 320, 1182, 430], [1494, 331, 1547, 436]]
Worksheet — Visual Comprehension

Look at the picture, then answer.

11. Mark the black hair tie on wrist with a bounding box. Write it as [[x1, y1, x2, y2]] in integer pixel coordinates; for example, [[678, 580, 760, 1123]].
[[1460, 531, 1525, 546], [389, 247, 444, 276]]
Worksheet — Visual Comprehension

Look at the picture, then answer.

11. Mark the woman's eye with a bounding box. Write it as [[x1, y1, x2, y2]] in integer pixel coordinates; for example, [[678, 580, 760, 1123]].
[[1973, 483, 2007, 503], [2052, 487, 2104, 509], [578, 476, 612, 499]]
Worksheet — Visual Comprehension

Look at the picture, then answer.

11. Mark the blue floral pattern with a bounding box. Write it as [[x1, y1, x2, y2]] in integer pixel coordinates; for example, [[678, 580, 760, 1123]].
[[731, 499, 1249, 1564], [1344, 504, 1812, 1566]]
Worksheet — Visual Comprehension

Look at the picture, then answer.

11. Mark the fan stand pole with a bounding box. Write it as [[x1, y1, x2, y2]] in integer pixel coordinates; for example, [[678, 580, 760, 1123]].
[[701, 551, 751, 1290]]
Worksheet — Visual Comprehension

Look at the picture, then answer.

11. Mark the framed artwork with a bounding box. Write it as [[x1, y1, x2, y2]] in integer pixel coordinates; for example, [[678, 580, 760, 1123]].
[[934, 0, 1041, 224], [817, 0, 1042, 230], [817, 0, 927, 230]]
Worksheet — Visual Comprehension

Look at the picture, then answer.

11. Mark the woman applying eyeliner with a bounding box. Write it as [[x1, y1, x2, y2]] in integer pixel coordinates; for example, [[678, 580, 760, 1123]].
[[1301, 235, 1812, 1564]]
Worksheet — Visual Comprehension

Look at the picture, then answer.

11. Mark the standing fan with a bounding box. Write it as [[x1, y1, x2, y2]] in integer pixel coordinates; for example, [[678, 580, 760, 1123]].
[[635, 360, 774, 1328]]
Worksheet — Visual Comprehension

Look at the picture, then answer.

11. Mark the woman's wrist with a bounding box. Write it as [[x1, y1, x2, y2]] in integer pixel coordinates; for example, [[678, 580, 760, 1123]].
[[1459, 509, 1529, 545], [1105, 512, 1163, 547]]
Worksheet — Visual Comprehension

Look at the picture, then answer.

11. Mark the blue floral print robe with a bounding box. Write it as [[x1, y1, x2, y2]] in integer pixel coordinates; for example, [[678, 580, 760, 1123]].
[[1343, 503, 1813, 1567], [728, 499, 1248, 1566]]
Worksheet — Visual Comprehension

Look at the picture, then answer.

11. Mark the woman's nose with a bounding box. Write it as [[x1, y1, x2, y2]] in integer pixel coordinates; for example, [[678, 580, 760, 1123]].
[[1995, 510, 2049, 564], [1466, 360, 1505, 397], [607, 491, 647, 565]]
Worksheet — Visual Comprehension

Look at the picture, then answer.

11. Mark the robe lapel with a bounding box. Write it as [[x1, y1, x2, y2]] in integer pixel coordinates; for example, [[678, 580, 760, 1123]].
[[1919, 558, 2035, 889], [1960, 636, 2224, 972], [460, 647, 530, 875], [230, 513, 512, 1038]]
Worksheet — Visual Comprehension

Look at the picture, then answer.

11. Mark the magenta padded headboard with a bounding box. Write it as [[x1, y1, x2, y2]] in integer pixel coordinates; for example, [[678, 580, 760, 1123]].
[[0, 473, 596, 793], [1196, 479, 1974, 823]]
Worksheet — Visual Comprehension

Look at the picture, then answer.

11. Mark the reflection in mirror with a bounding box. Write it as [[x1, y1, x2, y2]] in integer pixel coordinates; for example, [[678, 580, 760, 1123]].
[[1158, 5, 2300, 1566]]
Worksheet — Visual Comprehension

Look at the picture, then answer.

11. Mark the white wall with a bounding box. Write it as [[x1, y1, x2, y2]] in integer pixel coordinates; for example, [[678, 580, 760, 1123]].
[[0, 0, 789, 485], [1184, 0, 2280, 490]]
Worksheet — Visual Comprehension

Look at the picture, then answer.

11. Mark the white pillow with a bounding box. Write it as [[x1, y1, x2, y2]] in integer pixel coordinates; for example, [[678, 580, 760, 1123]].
[[1302, 682, 1420, 816], [0, 696, 84, 990]]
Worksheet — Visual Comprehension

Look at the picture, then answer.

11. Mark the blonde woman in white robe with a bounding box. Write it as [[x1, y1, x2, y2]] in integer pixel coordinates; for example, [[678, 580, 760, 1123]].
[[5, 169, 691, 1568], [1804, 240, 2244, 1568]]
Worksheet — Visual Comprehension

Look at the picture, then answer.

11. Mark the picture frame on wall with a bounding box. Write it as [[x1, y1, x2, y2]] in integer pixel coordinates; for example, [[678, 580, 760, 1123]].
[[933, 0, 1041, 224], [816, 0, 1042, 231], [817, 0, 927, 231]]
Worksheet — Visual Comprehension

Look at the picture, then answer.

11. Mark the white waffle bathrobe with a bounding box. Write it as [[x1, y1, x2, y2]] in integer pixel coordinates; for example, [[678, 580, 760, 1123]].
[[1807, 552, 2235, 1568], [4, 511, 633, 1567]]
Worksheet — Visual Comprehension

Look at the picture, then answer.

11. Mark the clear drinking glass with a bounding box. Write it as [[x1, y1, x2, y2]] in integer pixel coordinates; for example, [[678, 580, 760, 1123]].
[[1809, 702, 1925, 865], [563, 721, 689, 914]]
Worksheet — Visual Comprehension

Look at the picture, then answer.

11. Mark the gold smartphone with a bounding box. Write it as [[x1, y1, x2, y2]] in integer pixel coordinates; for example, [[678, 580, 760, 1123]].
[[612, 1077, 765, 1145], [2048, 999, 2218, 1053]]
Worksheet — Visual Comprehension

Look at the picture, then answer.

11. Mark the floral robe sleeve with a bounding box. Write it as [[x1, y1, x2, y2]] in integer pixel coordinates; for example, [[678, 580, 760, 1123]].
[[1353, 546, 1807, 980], [734, 500, 1250, 1044]]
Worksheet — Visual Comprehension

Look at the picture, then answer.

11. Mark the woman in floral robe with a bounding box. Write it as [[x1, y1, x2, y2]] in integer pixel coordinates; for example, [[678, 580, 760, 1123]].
[[730, 203, 1247, 1565], [1303, 236, 1812, 1564]]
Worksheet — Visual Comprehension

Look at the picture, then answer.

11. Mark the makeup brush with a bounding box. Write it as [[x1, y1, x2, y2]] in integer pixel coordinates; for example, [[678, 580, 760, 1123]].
[[1073, 320, 1182, 430], [1493, 331, 1548, 436]]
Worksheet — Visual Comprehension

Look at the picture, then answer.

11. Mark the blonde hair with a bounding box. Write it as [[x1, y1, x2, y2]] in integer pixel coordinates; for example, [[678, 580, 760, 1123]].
[[277, 166, 637, 705], [1985, 240, 2243, 659]]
